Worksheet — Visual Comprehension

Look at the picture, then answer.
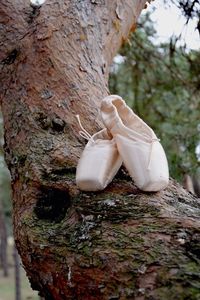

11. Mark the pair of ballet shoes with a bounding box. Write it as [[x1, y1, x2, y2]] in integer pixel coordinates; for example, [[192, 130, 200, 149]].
[[76, 95, 169, 192]]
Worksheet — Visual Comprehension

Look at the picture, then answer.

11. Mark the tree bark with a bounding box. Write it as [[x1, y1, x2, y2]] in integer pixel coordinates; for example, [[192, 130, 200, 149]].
[[1, 1, 200, 299]]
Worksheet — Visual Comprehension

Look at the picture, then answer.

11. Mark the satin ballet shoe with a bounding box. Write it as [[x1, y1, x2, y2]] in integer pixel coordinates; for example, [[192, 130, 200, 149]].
[[101, 95, 169, 192], [75, 115, 122, 191]]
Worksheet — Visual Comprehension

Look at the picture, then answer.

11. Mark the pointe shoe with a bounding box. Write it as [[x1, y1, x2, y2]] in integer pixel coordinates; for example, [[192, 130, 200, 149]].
[[101, 95, 169, 192], [76, 116, 122, 191]]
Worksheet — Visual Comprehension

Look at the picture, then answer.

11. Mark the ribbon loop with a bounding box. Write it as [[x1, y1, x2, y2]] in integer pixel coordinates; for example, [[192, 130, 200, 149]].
[[76, 115, 93, 141]]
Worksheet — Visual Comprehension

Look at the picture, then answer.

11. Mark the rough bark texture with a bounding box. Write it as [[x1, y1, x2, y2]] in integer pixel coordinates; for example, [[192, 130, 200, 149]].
[[0, 1, 200, 299]]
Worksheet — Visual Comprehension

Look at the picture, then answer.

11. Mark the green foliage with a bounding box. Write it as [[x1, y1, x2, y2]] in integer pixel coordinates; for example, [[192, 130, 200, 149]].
[[109, 12, 200, 181]]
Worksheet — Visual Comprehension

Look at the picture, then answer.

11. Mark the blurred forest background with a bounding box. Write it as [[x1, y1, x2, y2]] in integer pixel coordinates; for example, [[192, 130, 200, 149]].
[[0, 0, 200, 299]]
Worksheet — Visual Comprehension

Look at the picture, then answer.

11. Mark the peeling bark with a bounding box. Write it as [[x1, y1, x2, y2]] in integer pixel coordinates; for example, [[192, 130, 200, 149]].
[[1, 1, 200, 299]]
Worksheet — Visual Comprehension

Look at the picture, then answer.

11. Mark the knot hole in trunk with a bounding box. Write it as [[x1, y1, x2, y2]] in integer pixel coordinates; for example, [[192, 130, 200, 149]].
[[34, 186, 71, 222]]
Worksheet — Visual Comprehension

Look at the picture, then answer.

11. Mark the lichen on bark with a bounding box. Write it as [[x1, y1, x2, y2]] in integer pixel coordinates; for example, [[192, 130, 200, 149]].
[[19, 178, 200, 299]]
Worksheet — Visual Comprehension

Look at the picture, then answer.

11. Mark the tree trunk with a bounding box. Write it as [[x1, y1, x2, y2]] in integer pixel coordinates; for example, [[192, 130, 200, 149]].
[[1, 1, 200, 299], [0, 191, 9, 277], [183, 174, 195, 195], [193, 176, 200, 198]]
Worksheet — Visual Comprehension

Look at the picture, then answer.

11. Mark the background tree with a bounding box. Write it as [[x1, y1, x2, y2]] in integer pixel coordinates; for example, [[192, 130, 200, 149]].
[[0, 1, 200, 299], [109, 11, 200, 182], [172, 0, 200, 31], [0, 192, 9, 277], [13, 245, 22, 300], [0, 112, 10, 277], [0, 112, 12, 229]]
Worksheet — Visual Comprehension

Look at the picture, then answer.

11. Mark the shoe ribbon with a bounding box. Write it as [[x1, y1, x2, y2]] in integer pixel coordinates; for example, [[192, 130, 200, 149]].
[[76, 115, 93, 141]]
